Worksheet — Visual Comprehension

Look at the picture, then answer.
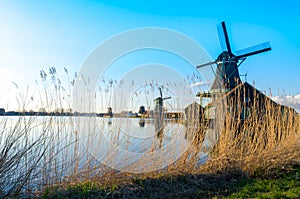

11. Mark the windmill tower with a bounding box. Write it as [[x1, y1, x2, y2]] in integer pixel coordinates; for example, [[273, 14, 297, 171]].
[[154, 87, 171, 134], [197, 21, 271, 93], [154, 87, 171, 119], [196, 21, 272, 128], [193, 22, 295, 152]]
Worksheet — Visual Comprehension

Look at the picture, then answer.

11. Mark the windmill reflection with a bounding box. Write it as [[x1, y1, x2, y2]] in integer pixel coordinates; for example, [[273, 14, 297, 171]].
[[154, 87, 171, 148], [138, 119, 145, 127]]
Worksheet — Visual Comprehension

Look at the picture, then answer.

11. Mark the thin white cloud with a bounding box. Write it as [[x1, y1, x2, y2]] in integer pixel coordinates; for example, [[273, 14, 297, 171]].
[[272, 94, 300, 113], [294, 95, 300, 99], [189, 81, 211, 87]]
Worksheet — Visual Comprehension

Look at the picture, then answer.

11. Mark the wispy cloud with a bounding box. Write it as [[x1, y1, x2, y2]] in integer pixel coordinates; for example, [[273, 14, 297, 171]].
[[272, 94, 300, 113], [189, 81, 211, 88]]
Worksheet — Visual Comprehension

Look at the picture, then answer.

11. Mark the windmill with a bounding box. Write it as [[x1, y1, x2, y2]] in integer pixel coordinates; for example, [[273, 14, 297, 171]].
[[154, 87, 171, 119], [190, 22, 295, 153], [154, 87, 171, 135], [197, 21, 271, 93], [194, 21, 272, 145]]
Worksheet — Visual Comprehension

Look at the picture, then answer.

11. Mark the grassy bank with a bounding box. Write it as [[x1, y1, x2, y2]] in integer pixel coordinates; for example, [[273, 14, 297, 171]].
[[40, 94, 300, 198], [42, 164, 300, 198], [1, 112, 299, 198], [1, 70, 300, 198], [1, 110, 299, 198], [40, 125, 300, 198]]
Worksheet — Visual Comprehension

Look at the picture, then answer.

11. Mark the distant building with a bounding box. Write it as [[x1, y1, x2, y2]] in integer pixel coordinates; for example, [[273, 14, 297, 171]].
[[184, 102, 205, 128], [138, 105, 146, 115], [118, 111, 137, 118], [0, 108, 5, 115], [107, 107, 113, 117], [166, 112, 183, 119], [199, 82, 295, 121]]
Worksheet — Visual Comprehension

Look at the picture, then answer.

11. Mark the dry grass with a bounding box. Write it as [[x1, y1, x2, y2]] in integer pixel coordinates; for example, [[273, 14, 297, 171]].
[[199, 88, 300, 178], [41, 88, 300, 198], [1, 69, 300, 198]]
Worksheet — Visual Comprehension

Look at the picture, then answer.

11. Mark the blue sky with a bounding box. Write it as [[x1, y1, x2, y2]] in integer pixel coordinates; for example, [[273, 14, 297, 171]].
[[0, 0, 300, 111]]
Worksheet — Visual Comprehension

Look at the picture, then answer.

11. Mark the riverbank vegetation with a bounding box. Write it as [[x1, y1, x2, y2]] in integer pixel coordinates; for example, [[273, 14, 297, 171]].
[[41, 108, 300, 198], [0, 68, 299, 198], [0, 104, 298, 198]]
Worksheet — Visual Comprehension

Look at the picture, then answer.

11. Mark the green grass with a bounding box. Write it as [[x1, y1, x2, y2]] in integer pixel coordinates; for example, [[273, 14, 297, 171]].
[[226, 168, 300, 199], [41, 165, 300, 199]]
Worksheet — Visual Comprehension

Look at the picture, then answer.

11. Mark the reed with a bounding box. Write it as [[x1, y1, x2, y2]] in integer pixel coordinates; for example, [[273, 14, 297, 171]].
[[199, 85, 300, 177], [0, 68, 299, 197]]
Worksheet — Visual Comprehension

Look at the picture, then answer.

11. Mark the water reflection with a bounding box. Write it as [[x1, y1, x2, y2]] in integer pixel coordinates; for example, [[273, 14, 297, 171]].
[[1, 116, 219, 177], [138, 119, 145, 127]]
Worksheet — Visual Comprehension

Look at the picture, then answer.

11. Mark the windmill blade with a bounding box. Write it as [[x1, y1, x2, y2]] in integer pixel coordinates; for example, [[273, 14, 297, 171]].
[[217, 23, 227, 52], [196, 60, 217, 68], [159, 87, 163, 98], [217, 21, 232, 54], [236, 41, 271, 59], [163, 97, 171, 100]]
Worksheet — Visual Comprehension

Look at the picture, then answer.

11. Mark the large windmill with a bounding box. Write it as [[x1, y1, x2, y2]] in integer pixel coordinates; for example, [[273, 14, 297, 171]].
[[189, 21, 273, 151], [193, 21, 276, 130], [188, 22, 296, 153], [197, 21, 271, 93]]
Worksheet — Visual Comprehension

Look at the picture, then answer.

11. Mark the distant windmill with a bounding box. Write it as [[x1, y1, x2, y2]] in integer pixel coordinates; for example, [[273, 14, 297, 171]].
[[152, 87, 171, 148], [154, 87, 171, 119], [154, 87, 171, 135], [197, 21, 271, 92]]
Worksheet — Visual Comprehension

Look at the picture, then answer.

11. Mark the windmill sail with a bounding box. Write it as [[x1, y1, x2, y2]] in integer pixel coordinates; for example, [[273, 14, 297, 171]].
[[236, 41, 271, 59], [196, 21, 271, 93], [217, 23, 227, 52], [217, 22, 232, 54], [159, 87, 163, 98], [196, 60, 217, 69]]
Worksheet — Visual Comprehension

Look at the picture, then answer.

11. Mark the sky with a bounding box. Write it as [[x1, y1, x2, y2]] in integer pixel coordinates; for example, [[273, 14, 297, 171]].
[[0, 0, 300, 112]]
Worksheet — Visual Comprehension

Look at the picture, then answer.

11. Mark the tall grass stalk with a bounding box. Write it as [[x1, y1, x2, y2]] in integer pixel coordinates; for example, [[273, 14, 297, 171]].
[[0, 69, 299, 197], [200, 85, 300, 176]]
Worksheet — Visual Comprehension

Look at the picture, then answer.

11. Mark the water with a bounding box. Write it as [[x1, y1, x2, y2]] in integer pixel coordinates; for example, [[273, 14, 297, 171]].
[[0, 115, 218, 192]]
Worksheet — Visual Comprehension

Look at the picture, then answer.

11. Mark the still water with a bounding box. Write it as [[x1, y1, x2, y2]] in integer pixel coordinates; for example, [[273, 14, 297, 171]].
[[0, 116, 217, 186]]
